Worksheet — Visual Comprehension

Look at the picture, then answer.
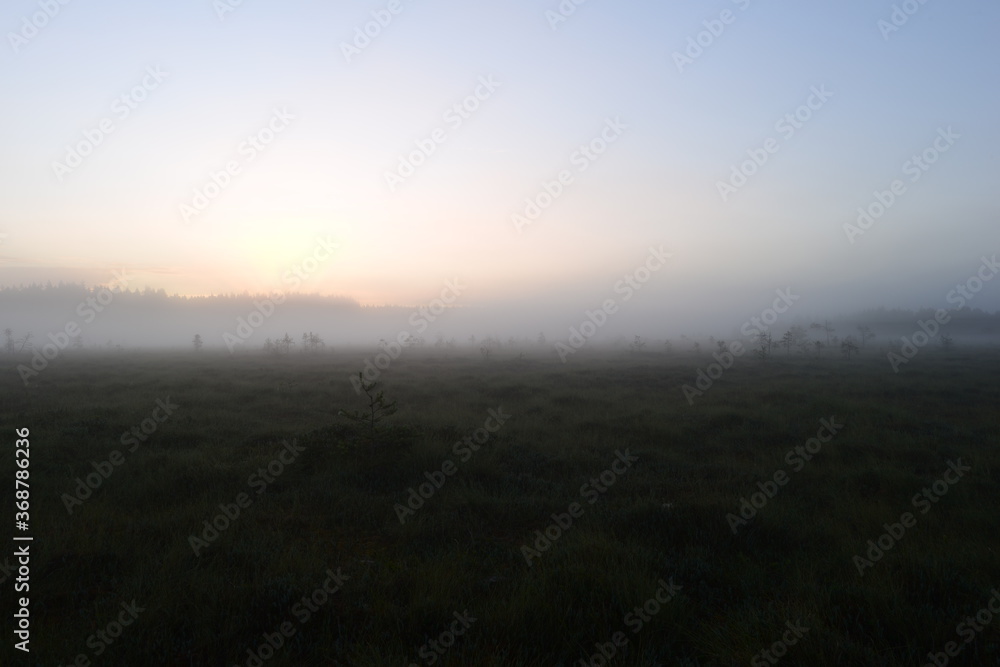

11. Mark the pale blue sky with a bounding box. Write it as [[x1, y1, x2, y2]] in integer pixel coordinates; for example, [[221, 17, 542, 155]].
[[1, 0, 997, 322]]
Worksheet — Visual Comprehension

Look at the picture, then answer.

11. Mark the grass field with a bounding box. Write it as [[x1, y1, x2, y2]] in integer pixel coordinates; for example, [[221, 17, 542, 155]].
[[1, 345, 998, 666]]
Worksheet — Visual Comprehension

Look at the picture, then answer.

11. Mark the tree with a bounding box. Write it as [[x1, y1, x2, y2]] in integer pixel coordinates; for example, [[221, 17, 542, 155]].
[[790, 326, 807, 343], [755, 332, 772, 360], [811, 320, 835, 346], [840, 336, 859, 360], [192, 334, 203, 351], [301, 332, 324, 353], [781, 325, 807, 354], [266, 334, 295, 355], [856, 325, 875, 348], [780, 330, 794, 353], [337, 372, 398, 448]]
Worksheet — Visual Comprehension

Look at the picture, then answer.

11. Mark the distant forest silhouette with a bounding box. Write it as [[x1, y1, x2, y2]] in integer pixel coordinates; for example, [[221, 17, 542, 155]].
[[0, 282, 409, 349], [1, 281, 998, 350], [0, 281, 361, 308]]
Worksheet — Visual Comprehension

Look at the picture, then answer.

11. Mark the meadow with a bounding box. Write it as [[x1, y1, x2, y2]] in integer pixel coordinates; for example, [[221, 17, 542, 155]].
[[1, 344, 998, 666]]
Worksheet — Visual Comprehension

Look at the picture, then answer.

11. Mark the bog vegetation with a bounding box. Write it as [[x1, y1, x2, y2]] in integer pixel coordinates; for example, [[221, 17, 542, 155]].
[[1, 341, 998, 665]]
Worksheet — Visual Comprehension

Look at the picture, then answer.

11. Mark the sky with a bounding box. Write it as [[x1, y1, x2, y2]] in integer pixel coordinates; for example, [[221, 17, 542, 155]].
[[1, 0, 998, 335]]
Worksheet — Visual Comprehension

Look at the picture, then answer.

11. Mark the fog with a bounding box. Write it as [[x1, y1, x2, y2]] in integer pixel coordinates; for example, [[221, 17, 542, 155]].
[[1, 1, 998, 348], [2, 278, 998, 354]]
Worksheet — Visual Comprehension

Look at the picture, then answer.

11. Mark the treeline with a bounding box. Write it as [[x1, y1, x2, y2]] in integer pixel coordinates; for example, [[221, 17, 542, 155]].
[[0, 282, 397, 349], [0, 282, 360, 309]]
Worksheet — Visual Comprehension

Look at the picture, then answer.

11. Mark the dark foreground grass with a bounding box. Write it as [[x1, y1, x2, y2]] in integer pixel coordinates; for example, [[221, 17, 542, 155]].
[[0, 346, 998, 666]]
